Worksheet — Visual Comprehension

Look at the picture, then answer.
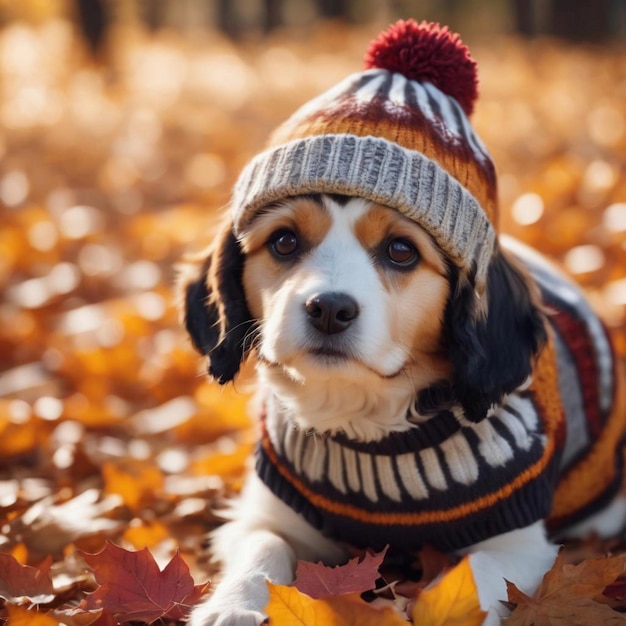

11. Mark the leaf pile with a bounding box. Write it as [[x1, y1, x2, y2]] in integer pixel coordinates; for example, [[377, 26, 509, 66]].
[[0, 12, 625, 626]]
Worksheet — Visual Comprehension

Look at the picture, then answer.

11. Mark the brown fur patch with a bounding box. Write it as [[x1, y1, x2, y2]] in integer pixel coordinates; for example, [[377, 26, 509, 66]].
[[240, 197, 331, 318], [354, 204, 451, 363], [239, 197, 331, 256], [354, 203, 448, 288]]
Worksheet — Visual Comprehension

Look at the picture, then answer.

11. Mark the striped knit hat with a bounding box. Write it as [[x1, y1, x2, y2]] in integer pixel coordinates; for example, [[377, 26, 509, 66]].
[[232, 20, 498, 291]]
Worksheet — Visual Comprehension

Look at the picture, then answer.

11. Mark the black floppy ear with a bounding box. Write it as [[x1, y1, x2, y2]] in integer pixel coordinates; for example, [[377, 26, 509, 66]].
[[179, 221, 255, 384], [445, 245, 547, 422]]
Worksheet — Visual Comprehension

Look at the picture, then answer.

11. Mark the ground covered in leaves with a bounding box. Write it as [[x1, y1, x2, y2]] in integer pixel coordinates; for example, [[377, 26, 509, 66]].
[[1, 16, 626, 626]]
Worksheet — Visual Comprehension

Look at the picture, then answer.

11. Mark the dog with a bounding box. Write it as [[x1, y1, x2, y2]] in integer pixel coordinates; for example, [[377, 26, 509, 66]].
[[180, 193, 626, 625], [179, 19, 626, 626]]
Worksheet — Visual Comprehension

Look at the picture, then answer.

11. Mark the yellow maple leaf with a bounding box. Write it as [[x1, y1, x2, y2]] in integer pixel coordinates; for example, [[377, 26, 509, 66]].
[[412, 556, 486, 626], [266, 582, 407, 626]]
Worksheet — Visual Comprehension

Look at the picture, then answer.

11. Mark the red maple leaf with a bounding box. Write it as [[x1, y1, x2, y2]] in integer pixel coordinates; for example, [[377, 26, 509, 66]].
[[0, 553, 56, 605], [294, 546, 388, 599], [82, 541, 209, 623]]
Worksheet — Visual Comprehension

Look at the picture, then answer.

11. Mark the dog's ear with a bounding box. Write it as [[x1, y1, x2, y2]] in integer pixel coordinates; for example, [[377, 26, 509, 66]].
[[445, 246, 547, 422], [178, 221, 255, 384]]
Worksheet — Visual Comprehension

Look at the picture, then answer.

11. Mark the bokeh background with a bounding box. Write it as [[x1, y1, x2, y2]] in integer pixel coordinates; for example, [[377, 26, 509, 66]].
[[0, 0, 626, 607]]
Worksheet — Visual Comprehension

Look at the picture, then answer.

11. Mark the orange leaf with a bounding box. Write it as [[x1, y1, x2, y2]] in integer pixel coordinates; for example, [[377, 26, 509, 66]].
[[122, 520, 169, 550], [190, 442, 254, 478], [6, 605, 59, 626], [102, 460, 164, 510], [507, 552, 626, 625], [412, 556, 486, 626], [266, 582, 407, 626]]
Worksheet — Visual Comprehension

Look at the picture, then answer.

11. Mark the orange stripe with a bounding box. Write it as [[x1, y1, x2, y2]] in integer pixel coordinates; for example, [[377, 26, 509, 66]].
[[263, 339, 562, 527]]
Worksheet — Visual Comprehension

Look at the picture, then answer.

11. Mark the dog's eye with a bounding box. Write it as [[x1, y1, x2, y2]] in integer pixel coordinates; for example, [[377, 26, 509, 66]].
[[387, 238, 419, 267], [269, 230, 299, 258]]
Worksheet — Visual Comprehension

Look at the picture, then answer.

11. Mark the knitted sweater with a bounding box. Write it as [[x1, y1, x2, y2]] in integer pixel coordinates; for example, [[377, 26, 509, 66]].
[[256, 248, 625, 553]]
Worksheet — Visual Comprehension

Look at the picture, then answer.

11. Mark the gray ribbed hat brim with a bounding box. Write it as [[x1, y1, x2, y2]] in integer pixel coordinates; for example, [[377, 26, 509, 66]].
[[232, 134, 496, 290]]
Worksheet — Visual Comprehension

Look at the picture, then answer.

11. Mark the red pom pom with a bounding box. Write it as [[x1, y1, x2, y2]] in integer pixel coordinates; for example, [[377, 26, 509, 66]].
[[364, 19, 478, 116]]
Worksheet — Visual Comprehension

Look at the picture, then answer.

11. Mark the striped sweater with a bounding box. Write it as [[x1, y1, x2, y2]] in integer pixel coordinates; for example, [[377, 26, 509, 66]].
[[256, 247, 626, 552]]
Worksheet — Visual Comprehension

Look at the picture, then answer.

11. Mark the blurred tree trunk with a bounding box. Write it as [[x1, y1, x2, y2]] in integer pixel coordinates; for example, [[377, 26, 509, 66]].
[[76, 0, 109, 55], [548, 0, 612, 41], [263, 0, 282, 32], [143, 0, 162, 31], [316, 0, 350, 19], [217, 0, 242, 37], [512, 0, 535, 37]]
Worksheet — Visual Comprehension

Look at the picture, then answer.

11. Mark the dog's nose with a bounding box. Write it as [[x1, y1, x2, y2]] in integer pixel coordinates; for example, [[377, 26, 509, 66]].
[[305, 292, 359, 335]]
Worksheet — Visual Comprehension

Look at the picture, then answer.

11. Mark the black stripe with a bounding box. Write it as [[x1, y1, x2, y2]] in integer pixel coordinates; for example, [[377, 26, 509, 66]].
[[404, 79, 418, 110], [348, 72, 380, 95], [331, 409, 461, 455], [434, 445, 454, 488], [490, 415, 519, 452], [391, 453, 412, 501]]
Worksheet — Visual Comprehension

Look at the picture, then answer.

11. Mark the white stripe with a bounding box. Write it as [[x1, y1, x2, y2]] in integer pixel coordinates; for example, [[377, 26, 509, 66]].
[[455, 102, 491, 162], [507, 394, 538, 431], [302, 435, 326, 483], [420, 447, 448, 490], [387, 73, 407, 108], [282, 423, 298, 464], [343, 447, 360, 493], [397, 453, 429, 499], [354, 72, 387, 105], [497, 409, 533, 451], [375, 455, 402, 502], [473, 420, 514, 467], [439, 433, 479, 485], [411, 82, 436, 124], [423, 82, 461, 138], [292, 428, 306, 473], [327, 441, 347, 494], [358, 452, 378, 502]]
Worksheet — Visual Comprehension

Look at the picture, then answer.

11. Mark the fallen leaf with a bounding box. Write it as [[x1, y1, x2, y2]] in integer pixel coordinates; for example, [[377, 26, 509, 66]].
[[50, 607, 105, 626], [294, 546, 388, 599], [5, 605, 59, 626], [604, 576, 626, 608], [266, 582, 408, 625], [189, 441, 254, 478], [102, 460, 164, 511], [507, 552, 626, 625], [412, 555, 486, 626], [0, 552, 55, 605], [122, 519, 170, 550], [82, 541, 209, 623], [8, 490, 123, 559], [418, 545, 455, 584]]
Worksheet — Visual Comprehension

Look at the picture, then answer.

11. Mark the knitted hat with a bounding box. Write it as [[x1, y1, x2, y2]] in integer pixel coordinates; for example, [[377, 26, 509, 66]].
[[231, 19, 498, 291]]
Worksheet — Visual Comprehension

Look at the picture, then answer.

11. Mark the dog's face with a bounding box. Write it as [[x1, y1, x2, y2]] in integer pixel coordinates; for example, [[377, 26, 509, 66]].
[[239, 195, 450, 384], [182, 193, 546, 430]]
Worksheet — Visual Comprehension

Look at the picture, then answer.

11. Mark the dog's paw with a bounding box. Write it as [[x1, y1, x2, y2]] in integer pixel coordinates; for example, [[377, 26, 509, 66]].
[[187, 602, 266, 626]]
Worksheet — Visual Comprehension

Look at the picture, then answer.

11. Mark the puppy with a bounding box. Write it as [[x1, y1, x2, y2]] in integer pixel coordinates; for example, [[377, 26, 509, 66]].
[[181, 194, 626, 625], [179, 19, 626, 626]]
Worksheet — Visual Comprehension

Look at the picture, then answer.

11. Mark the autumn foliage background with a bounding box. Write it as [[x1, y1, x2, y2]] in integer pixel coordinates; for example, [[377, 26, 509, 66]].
[[1, 1, 626, 624]]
